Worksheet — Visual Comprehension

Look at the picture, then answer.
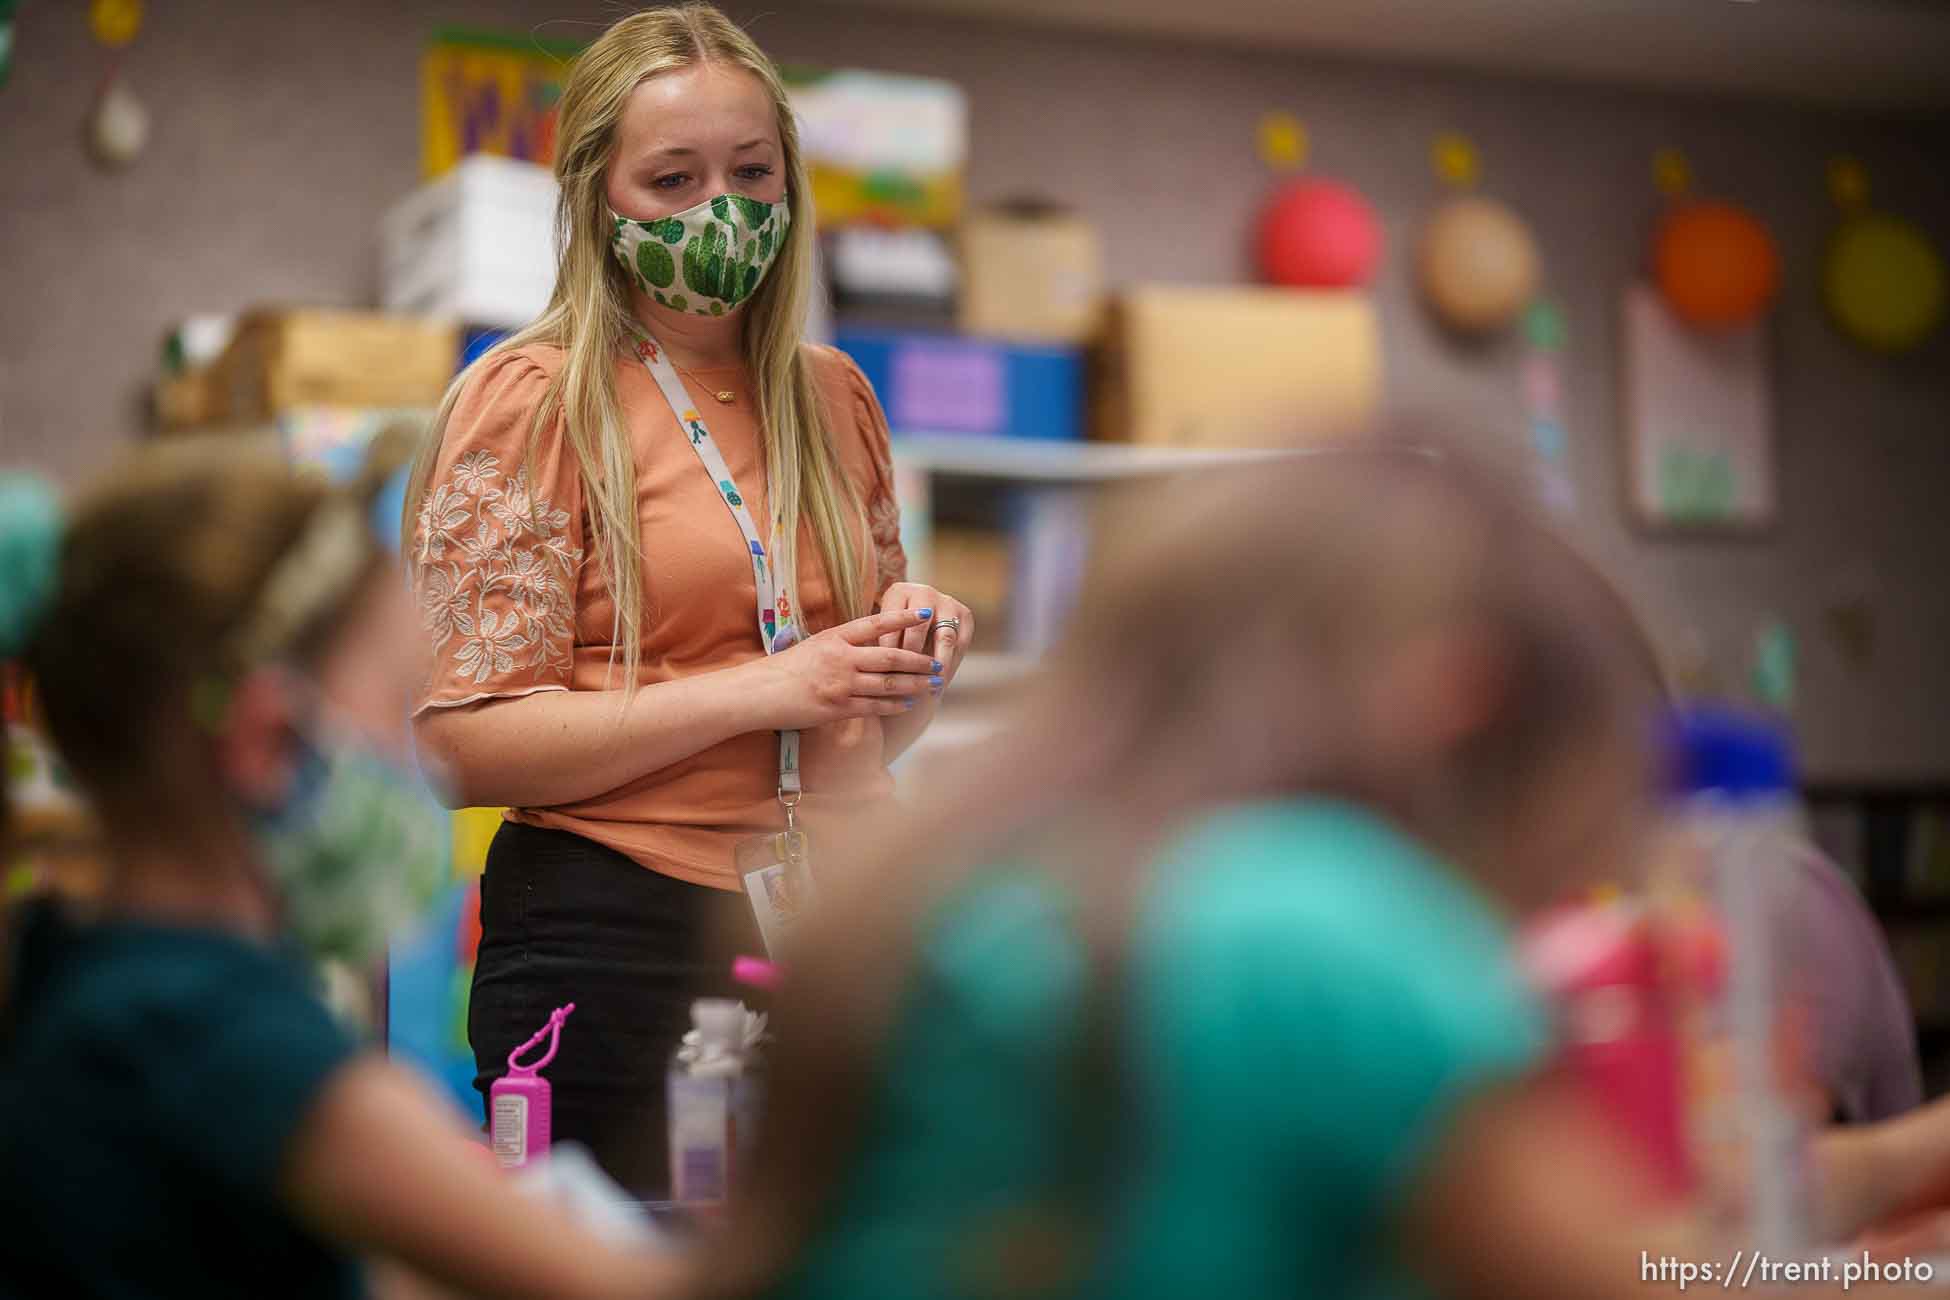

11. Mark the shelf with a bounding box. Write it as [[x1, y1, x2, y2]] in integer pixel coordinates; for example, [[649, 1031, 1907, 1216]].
[[891, 433, 1300, 483]]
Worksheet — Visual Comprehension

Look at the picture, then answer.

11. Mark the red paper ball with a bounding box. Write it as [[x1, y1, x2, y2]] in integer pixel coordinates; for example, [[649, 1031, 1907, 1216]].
[[1654, 202, 1780, 331], [1256, 178, 1383, 289]]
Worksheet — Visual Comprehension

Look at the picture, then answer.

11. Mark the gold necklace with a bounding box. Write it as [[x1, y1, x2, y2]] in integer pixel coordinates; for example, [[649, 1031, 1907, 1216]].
[[675, 362, 737, 405]]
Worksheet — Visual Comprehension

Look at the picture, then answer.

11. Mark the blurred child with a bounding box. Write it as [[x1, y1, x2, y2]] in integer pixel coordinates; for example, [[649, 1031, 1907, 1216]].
[[709, 442, 1950, 1300], [0, 443, 680, 1300]]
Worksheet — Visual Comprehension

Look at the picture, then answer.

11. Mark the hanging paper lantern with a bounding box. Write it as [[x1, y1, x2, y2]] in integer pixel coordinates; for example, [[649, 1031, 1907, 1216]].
[[1653, 202, 1779, 331], [1825, 213, 1945, 353], [1255, 178, 1383, 289], [1417, 196, 1539, 334]]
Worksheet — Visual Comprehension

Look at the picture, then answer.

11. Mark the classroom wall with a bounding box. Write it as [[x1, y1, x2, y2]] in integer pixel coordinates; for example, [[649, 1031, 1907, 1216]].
[[2, 0, 1947, 779]]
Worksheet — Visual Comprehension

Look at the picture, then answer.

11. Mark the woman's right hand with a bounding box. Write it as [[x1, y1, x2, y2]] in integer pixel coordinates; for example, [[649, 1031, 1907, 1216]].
[[751, 607, 944, 729]]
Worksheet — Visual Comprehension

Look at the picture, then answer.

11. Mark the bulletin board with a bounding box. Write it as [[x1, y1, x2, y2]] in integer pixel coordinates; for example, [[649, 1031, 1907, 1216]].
[[1620, 283, 1776, 532]]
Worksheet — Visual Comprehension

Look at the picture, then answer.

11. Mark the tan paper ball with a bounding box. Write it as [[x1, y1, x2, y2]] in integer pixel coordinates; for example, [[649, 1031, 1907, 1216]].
[[1417, 196, 1540, 334]]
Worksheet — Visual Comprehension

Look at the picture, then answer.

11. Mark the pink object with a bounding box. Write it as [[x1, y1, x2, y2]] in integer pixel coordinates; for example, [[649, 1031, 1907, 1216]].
[[1256, 178, 1384, 289], [489, 1002, 574, 1170], [733, 955, 783, 991], [1521, 905, 1694, 1200], [1521, 354, 1562, 417]]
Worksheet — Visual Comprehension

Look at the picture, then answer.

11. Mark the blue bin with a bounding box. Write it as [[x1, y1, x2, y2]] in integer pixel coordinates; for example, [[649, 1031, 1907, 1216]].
[[835, 328, 1084, 441]]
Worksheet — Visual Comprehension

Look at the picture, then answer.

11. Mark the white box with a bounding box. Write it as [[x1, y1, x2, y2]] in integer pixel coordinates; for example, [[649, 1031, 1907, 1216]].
[[380, 156, 560, 330]]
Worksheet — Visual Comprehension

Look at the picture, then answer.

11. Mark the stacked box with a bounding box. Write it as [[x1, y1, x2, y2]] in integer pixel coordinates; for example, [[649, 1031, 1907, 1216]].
[[1094, 286, 1381, 448], [381, 156, 559, 331]]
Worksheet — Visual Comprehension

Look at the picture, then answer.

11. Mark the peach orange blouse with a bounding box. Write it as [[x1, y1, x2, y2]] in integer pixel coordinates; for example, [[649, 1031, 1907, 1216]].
[[409, 343, 907, 890]]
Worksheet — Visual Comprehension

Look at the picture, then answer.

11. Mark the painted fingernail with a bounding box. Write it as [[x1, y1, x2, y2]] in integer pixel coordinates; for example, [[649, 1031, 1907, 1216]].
[[902, 698, 916, 710], [930, 659, 943, 673], [929, 676, 944, 688], [916, 607, 933, 619]]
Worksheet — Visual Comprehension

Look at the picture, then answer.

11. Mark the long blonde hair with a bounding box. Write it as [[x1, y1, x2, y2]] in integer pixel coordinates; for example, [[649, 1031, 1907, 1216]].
[[404, 4, 862, 689]]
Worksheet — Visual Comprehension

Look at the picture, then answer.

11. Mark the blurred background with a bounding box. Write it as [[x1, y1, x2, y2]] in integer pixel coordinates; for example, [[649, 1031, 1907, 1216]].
[[3, 0, 1948, 1101]]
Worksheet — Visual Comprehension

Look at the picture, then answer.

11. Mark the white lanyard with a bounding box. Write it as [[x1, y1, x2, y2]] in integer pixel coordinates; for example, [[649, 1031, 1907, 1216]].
[[627, 333, 805, 811]]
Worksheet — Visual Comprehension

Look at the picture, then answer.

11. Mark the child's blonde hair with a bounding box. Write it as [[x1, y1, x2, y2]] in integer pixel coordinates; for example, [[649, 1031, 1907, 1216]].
[[403, 4, 859, 692]]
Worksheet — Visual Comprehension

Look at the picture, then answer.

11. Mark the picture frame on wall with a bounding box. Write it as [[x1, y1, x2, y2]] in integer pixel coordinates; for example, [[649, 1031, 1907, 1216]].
[[1619, 283, 1777, 534]]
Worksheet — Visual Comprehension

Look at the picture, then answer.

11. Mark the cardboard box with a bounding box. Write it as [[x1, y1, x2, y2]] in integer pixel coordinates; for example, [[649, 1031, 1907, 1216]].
[[154, 366, 225, 431], [212, 310, 461, 426], [923, 526, 1012, 637], [836, 328, 1083, 441], [381, 155, 558, 330], [958, 203, 1103, 345], [1093, 286, 1381, 448]]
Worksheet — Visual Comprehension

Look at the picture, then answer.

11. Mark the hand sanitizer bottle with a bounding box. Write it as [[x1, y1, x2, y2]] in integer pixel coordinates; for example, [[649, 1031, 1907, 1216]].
[[490, 1002, 575, 1170]]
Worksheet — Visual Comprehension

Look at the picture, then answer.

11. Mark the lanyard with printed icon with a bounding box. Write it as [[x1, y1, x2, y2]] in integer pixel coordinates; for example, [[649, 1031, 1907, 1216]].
[[627, 332, 810, 952]]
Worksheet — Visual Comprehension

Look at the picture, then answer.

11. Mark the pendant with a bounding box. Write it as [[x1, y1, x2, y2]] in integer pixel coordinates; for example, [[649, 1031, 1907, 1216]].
[[714, 390, 736, 404]]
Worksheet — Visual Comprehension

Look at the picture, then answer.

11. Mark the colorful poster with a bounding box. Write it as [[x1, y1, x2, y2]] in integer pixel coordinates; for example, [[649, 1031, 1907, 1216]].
[[421, 28, 584, 179], [1620, 283, 1775, 531]]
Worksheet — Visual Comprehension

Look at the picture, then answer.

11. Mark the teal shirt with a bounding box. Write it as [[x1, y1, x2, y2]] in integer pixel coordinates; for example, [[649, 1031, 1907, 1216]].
[[776, 801, 1546, 1300], [0, 903, 362, 1300]]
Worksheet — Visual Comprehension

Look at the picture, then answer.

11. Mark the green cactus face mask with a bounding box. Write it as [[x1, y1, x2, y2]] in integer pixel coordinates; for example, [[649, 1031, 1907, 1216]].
[[609, 192, 792, 317]]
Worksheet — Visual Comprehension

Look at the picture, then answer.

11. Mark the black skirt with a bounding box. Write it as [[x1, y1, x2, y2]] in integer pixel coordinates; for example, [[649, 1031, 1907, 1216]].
[[468, 820, 762, 1199]]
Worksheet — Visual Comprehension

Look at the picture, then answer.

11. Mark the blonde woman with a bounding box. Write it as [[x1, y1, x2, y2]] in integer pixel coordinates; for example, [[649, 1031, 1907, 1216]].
[[404, 5, 972, 1196]]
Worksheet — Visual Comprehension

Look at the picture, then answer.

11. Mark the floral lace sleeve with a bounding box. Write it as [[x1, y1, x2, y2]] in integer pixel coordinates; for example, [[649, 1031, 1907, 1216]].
[[410, 351, 585, 714], [835, 351, 907, 599]]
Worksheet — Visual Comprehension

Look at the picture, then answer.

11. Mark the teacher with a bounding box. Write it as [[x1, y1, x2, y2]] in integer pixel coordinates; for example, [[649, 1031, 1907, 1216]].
[[403, 3, 973, 1197]]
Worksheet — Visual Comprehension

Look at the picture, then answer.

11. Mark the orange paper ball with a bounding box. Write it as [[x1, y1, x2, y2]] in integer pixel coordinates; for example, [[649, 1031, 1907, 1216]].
[[1654, 202, 1780, 331]]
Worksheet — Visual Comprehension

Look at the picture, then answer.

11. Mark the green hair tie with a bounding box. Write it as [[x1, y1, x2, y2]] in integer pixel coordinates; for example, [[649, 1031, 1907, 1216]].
[[0, 475, 62, 658]]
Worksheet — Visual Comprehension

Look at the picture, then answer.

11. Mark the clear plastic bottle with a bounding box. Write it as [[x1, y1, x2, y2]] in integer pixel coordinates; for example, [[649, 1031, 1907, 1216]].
[[666, 998, 766, 1207], [1667, 708, 1817, 1255]]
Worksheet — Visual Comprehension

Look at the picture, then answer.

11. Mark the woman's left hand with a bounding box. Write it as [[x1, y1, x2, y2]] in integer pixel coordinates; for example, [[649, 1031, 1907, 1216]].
[[876, 584, 974, 701]]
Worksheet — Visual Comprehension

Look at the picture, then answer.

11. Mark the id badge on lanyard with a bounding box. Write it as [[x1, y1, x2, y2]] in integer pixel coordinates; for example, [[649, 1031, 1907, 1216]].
[[627, 332, 817, 956]]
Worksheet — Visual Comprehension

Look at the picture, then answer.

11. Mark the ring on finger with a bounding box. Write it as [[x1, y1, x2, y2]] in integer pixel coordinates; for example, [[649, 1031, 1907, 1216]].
[[884, 672, 899, 695]]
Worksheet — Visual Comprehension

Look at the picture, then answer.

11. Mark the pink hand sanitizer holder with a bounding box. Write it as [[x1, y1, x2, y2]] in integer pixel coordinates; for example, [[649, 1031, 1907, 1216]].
[[490, 1002, 574, 1170]]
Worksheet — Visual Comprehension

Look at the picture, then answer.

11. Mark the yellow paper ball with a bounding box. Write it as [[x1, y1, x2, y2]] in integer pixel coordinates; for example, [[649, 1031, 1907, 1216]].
[[1827, 157, 1870, 212], [1257, 113, 1308, 171], [1432, 133, 1480, 189], [1652, 148, 1692, 198], [89, 0, 143, 48], [1825, 214, 1945, 353]]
